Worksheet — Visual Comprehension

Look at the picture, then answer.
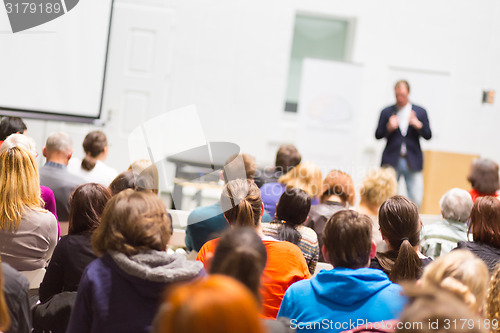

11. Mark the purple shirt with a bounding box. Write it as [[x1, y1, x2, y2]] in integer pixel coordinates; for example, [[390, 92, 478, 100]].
[[41, 186, 59, 238]]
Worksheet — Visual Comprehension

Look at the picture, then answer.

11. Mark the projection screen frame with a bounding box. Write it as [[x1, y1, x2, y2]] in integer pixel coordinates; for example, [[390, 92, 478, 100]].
[[0, 0, 115, 125]]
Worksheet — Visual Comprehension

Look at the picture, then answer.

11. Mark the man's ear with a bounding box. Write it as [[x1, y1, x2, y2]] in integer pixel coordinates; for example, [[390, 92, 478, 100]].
[[370, 240, 377, 259], [42, 147, 47, 158], [260, 203, 265, 217], [321, 245, 331, 265]]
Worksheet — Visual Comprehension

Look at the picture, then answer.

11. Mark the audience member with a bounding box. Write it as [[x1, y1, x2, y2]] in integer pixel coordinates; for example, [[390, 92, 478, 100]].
[[420, 188, 472, 259], [156, 275, 265, 333], [197, 179, 311, 319], [420, 250, 488, 315], [396, 285, 486, 333], [278, 210, 405, 333], [38, 183, 111, 302], [128, 159, 152, 174], [209, 227, 295, 333], [185, 153, 263, 252], [34, 183, 110, 333], [254, 144, 301, 188], [261, 161, 322, 217], [0, 117, 26, 145], [68, 131, 118, 187], [109, 170, 136, 196], [67, 189, 204, 333], [0, 147, 57, 271], [487, 263, 500, 333], [40, 132, 85, 222], [2, 261, 31, 333], [262, 188, 319, 274], [357, 167, 398, 252], [370, 195, 432, 283], [456, 196, 500, 272], [135, 163, 159, 194], [1, 133, 59, 235], [467, 158, 499, 202], [306, 170, 353, 262]]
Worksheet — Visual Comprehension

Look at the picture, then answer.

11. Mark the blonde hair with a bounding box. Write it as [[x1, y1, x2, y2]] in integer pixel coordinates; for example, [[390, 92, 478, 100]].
[[278, 162, 323, 198], [487, 263, 500, 333], [0, 147, 43, 230], [360, 167, 397, 208], [420, 250, 489, 314]]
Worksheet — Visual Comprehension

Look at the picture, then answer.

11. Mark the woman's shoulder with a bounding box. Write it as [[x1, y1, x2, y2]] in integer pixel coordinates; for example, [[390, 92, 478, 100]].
[[297, 225, 318, 242]]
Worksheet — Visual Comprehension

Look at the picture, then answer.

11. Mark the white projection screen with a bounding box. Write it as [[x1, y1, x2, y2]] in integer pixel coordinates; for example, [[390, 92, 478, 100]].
[[0, 0, 113, 123]]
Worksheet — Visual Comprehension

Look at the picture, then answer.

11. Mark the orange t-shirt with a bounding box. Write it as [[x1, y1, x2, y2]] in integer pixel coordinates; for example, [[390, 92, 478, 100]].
[[197, 237, 311, 319]]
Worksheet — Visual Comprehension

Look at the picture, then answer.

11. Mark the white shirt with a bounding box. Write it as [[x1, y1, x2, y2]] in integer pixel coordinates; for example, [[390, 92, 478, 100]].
[[397, 102, 412, 136], [68, 158, 118, 187]]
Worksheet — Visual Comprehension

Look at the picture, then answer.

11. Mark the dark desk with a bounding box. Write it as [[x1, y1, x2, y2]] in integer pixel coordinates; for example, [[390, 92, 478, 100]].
[[167, 142, 240, 209]]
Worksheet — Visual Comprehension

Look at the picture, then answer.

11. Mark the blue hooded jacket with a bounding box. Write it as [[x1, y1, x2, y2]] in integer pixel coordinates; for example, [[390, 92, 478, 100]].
[[278, 267, 406, 333]]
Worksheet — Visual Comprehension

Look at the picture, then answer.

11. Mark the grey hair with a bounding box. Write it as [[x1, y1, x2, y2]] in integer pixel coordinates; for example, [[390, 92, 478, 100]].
[[439, 188, 473, 222], [0, 133, 37, 156], [45, 132, 73, 153]]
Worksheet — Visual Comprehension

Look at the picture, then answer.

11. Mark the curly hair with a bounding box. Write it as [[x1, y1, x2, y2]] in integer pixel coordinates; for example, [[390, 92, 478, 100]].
[[421, 250, 489, 314], [487, 263, 500, 333], [360, 167, 397, 209]]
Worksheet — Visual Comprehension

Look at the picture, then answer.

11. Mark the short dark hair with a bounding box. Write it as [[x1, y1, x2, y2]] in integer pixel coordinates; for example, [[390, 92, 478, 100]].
[[210, 227, 267, 301], [92, 189, 171, 256], [467, 158, 500, 195], [109, 170, 136, 196], [0, 117, 27, 141], [322, 210, 372, 269], [275, 144, 301, 173], [69, 183, 111, 235], [469, 196, 500, 248], [395, 80, 410, 92]]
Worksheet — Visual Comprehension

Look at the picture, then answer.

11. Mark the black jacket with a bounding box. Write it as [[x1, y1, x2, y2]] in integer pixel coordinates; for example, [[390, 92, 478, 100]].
[[456, 241, 500, 272], [375, 104, 432, 171]]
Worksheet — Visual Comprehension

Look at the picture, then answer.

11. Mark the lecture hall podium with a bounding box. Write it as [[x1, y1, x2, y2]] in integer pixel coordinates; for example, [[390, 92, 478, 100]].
[[421, 151, 478, 215]]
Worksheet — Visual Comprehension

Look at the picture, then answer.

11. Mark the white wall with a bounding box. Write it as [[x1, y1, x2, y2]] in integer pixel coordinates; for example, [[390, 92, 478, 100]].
[[24, 0, 500, 190]]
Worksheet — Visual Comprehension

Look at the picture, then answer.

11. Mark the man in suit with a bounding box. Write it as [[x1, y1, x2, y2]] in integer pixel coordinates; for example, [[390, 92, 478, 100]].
[[39, 132, 85, 222], [375, 80, 432, 208]]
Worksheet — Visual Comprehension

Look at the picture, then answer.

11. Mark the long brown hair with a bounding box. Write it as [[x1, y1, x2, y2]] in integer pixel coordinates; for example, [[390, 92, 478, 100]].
[[92, 189, 171, 256], [69, 183, 111, 235], [469, 196, 500, 247], [220, 179, 262, 228], [377, 195, 422, 283]]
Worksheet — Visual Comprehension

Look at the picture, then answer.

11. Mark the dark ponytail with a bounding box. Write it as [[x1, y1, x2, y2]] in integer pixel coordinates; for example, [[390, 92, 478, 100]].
[[273, 187, 311, 245], [378, 195, 422, 283], [82, 131, 108, 171], [210, 227, 267, 301], [390, 239, 421, 283]]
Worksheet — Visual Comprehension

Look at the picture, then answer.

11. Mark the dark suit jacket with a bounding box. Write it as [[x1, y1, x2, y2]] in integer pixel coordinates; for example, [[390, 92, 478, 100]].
[[375, 104, 432, 171], [39, 164, 85, 221]]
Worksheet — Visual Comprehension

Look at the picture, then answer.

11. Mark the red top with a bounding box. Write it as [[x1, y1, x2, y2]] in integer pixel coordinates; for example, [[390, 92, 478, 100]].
[[197, 237, 311, 319], [469, 189, 499, 203]]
